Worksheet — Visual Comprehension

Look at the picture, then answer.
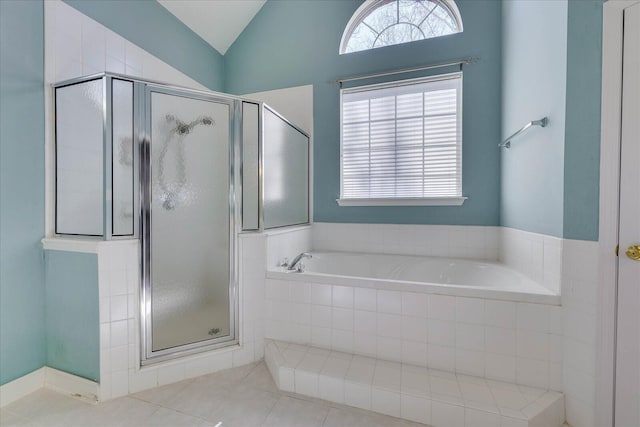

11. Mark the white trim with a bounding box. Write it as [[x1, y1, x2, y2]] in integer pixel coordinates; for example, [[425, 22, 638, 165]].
[[338, 0, 464, 54], [41, 237, 137, 253], [44, 367, 98, 403], [0, 367, 99, 407], [0, 368, 45, 407], [263, 224, 312, 236], [597, 2, 639, 427], [337, 197, 467, 206], [41, 237, 102, 253]]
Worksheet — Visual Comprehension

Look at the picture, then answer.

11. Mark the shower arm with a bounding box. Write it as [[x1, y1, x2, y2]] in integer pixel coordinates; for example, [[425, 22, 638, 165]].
[[499, 117, 548, 149]]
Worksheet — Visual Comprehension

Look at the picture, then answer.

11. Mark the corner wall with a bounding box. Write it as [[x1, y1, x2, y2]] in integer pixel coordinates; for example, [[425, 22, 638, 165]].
[[0, 0, 46, 386], [563, 0, 605, 241], [500, 0, 568, 238]]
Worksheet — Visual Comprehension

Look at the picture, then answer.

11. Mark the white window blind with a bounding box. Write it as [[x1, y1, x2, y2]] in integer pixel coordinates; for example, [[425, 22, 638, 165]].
[[340, 72, 463, 205]]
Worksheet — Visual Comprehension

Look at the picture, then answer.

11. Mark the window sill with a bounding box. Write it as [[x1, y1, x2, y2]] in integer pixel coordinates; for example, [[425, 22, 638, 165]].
[[336, 197, 467, 207]]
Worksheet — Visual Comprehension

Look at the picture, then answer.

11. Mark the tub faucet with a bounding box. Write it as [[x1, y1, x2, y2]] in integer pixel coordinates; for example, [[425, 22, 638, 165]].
[[288, 252, 312, 271]]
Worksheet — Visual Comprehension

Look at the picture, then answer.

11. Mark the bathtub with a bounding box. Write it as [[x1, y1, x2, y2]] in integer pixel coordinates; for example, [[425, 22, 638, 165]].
[[268, 251, 559, 305]]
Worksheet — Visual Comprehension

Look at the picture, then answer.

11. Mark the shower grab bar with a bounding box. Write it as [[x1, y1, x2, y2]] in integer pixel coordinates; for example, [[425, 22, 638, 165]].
[[499, 117, 548, 149]]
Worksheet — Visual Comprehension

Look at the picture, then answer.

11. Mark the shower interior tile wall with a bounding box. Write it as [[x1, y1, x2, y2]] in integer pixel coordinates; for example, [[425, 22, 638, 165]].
[[43, 0, 207, 236]]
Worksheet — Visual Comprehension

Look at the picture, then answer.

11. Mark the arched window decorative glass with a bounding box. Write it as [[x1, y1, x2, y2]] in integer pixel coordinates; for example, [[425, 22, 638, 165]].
[[340, 0, 463, 54]]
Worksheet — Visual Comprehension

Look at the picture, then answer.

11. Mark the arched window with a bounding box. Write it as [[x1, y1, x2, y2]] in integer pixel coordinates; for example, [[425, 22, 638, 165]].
[[340, 0, 463, 54]]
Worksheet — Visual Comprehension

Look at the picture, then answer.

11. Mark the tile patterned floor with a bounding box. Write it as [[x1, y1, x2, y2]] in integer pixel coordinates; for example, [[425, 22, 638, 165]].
[[0, 362, 429, 427]]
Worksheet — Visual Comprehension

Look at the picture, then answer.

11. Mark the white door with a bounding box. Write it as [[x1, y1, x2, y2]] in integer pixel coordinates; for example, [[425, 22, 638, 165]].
[[615, 2, 640, 426]]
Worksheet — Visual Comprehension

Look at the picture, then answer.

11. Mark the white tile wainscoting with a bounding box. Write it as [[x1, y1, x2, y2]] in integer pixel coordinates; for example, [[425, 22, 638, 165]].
[[561, 239, 598, 427], [312, 223, 500, 262], [500, 227, 563, 294], [311, 223, 562, 295], [265, 225, 313, 271]]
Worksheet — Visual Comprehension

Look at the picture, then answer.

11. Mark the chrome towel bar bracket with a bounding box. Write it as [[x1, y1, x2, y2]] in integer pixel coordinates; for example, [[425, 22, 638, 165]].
[[499, 117, 548, 149]]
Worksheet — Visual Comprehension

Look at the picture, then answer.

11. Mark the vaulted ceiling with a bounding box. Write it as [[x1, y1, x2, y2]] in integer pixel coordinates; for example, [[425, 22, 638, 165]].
[[157, 0, 266, 55]]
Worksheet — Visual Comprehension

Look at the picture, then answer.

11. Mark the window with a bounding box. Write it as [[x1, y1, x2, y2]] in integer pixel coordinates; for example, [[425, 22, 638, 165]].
[[339, 73, 465, 206], [340, 0, 463, 54]]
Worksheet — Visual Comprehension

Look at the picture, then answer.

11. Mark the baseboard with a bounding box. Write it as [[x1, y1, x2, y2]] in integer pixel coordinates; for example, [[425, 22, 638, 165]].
[[0, 367, 99, 407], [0, 368, 45, 407], [44, 368, 98, 403]]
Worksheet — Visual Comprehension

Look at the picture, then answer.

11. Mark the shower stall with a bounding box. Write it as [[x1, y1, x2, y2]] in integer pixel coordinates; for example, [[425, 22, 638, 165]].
[[54, 73, 309, 364]]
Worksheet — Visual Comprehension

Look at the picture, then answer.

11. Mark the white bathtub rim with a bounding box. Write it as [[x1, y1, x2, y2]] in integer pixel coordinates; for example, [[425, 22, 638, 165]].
[[266, 270, 561, 306]]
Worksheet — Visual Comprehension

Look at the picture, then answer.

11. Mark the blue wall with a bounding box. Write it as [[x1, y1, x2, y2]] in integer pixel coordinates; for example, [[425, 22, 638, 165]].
[[501, 0, 568, 238], [0, 0, 46, 385], [226, 0, 605, 240], [64, 0, 225, 91], [563, 0, 604, 241], [501, 0, 604, 241], [225, 0, 502, 226], [45, 251, 100, 382]]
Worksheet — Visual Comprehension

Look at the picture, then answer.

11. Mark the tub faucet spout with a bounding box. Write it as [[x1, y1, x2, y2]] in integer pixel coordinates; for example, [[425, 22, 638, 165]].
[[288, 252, 312, 271]]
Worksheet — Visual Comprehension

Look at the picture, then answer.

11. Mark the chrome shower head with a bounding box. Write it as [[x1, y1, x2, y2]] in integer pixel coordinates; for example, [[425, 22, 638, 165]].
[[166, 114, 215, 136]]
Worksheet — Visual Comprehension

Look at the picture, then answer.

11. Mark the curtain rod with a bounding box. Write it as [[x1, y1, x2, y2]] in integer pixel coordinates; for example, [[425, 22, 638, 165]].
[[331, 57, 479, 85]]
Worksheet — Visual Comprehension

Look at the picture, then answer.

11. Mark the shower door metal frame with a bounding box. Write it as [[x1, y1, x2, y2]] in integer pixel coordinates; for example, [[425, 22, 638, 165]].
[[140, 83, 239, 364], [239, 101, 312, 232], [53, 73, 140, 240], [260, 103, 311, 230]]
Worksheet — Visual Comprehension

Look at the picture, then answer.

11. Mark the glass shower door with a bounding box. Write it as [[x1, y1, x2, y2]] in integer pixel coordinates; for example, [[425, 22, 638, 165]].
[[142, 87, 235, 360]]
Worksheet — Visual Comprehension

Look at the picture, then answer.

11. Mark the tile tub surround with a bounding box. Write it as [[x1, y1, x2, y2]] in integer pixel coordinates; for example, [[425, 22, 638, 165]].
[[265, 225, 313, 270], [312, 223, 500, 261], [274, 252, 559, 305], [265, 339, 565, 427], [500, 228, 564, 294], [311, 223, 563, 295], [264, 277, 563, 391]]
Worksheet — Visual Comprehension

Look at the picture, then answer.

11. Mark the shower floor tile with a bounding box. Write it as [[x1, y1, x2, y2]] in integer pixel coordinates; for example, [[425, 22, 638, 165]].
[[0, 362, 430, 427]]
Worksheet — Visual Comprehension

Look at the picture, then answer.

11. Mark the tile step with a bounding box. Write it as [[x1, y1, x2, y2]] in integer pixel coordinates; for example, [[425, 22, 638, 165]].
[[265, 339, 564, 427]]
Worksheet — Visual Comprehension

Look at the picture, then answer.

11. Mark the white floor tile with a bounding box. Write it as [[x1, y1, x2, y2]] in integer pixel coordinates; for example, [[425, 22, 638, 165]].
[[6, 358, 562, 427], [262, 395, 329, 427]]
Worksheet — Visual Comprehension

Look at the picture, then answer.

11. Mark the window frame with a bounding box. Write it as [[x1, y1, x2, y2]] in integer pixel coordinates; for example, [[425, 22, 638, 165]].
[[338, 72, 466, 207], [339, 0, 464, 55]]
